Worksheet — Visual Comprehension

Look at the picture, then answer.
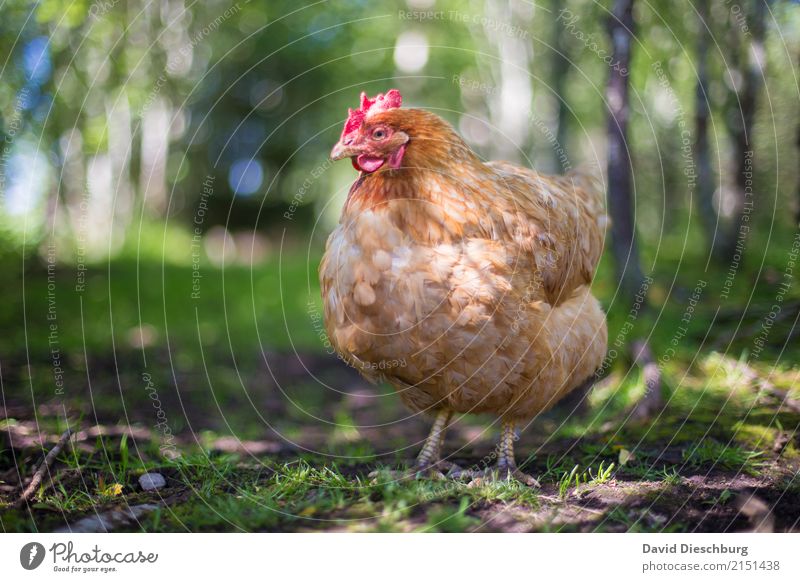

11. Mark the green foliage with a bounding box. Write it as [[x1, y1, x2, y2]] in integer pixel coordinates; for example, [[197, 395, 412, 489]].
[[0, 0, 795, 260], [554, 462, 614, 498], [662, 467, 682, 486], [682, 439, 765, 473], [423, 497, 480, 533], [558, 465, 581, 498]]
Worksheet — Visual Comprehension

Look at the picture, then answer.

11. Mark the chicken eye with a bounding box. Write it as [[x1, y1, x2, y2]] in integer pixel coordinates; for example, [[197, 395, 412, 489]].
[[372, 128, 387, 140]]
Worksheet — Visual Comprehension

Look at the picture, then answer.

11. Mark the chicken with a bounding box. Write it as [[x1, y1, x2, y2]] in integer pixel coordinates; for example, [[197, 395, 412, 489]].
[[320, 89, 608, 485]]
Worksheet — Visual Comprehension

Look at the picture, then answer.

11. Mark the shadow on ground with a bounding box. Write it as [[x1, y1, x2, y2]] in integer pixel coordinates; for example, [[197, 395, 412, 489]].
[[2, 347, 799, 533]]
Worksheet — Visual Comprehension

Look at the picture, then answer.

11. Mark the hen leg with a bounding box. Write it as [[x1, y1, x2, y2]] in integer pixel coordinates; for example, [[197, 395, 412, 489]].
[[492, 420, 539, 486], [454, 420, 540, 487], [413, 408, 454, 474], [370, 409, 457, 481]]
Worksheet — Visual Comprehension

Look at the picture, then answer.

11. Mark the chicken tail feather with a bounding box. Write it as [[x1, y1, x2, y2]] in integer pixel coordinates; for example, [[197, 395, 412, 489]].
[[567, 164, 609, 230]]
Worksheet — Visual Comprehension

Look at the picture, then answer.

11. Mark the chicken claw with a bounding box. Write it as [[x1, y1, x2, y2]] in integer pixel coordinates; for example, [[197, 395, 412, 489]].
[[451, 420, 540, 488], [369, 409, 458, 482]]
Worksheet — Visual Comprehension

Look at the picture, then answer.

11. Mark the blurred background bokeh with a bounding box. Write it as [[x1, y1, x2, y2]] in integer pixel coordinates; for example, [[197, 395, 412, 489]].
[[2, 0, 797, 264]]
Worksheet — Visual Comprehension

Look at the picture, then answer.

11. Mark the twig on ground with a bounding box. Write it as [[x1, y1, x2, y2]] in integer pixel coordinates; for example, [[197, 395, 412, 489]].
[[14, 428, 74, 507], [763, 387, 800, 415], [739, 362, 800, 414], [773, 432, 791, 454]]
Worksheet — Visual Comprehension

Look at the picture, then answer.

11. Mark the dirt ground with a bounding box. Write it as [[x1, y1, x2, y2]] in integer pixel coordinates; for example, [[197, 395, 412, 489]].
[[2, 348, 799, 533]]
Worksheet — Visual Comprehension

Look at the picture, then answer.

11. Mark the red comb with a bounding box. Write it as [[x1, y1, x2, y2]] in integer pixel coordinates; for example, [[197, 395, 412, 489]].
[[341, 89, 402, 141]]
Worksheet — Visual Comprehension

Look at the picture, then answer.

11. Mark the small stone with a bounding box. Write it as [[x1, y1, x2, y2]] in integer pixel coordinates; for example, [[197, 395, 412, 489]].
[[138, 473, 166, 491]]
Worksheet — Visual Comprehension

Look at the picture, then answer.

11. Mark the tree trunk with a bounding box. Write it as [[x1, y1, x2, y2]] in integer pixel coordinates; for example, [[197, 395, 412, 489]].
[[606, 0, 663, 419], [551, 0, 571, 170], [718, 0, 767, 261], [606, 0, 644, 301], [694, 1, 717, 254], [796, 48, 800, 227]]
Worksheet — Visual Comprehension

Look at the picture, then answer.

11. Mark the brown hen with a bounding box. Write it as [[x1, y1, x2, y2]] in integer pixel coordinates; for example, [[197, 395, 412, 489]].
[[320, 90, 608, 485]]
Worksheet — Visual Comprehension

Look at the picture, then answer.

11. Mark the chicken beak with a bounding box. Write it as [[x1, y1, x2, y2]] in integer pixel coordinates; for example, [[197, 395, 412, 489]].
[[330, 141, 358, 161]]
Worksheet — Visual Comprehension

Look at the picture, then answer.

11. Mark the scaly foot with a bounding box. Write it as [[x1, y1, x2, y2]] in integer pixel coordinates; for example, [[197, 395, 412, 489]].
[[369, 409, 456, 482]]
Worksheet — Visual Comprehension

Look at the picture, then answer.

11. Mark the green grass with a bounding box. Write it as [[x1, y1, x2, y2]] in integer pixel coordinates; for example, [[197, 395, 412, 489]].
[[8, 255, 321, 359], [120, 459, 535, 532], [661, 467, 682, 486], [682, 439, 765, 474], [2, 375, 799, 532], [423, 498, 480, 532]]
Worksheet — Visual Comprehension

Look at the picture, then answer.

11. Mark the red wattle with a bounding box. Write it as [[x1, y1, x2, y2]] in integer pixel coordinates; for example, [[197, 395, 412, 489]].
[[354, 154, 385, 173], [387, 143, 407, 170]]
